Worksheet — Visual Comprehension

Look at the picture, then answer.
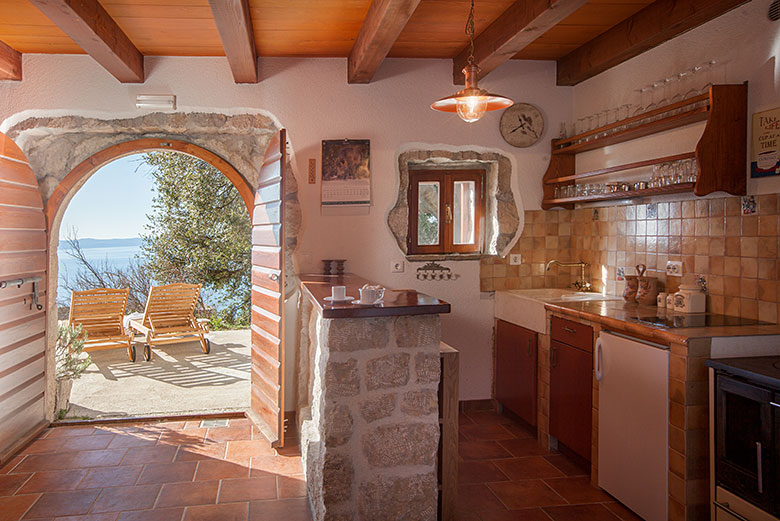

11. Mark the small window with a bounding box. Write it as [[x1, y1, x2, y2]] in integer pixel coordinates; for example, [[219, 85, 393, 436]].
[[408, 169, 484, 254]]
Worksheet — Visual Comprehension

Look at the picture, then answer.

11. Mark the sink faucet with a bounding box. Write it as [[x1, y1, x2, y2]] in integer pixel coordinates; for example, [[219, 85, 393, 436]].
[[545, 260, 592, 292]]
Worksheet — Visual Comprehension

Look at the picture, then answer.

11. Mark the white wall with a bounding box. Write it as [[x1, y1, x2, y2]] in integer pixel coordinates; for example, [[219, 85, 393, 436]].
[[0, 55, 573, 401], [572, 0, 780, 195]]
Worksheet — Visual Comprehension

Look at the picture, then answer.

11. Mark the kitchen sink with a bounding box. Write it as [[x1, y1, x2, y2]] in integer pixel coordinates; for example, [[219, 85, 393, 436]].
[[495, 289, 621, 333]]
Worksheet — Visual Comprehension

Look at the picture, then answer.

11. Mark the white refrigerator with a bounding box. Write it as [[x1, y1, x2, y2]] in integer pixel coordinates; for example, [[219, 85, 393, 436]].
[[596, 331, 669, 521]]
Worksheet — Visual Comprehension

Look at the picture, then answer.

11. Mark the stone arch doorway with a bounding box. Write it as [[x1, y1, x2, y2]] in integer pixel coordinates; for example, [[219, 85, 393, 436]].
[[4, 113, 297, 448]]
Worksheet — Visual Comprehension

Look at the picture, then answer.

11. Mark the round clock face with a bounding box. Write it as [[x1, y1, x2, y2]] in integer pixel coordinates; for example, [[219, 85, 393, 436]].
[[499, 103, 545, 148]]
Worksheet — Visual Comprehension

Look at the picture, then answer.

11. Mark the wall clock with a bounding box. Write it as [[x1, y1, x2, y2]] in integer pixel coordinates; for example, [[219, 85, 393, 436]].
[[499, 103, 544, 148]]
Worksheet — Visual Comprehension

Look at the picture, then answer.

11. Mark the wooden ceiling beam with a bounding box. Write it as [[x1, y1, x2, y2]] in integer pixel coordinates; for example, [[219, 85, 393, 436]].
[[0, 40, 22, 81], [556, 0, 750, 86], [453, 0, 587, 85], [348, 0, 423, 84], [208, 0, 257, 83], [29, 0, 143, 83]]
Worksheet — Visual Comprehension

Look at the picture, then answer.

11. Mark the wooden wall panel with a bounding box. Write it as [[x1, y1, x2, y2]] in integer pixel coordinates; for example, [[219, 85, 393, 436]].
[[248, 129, 286, 447], [0, 133, 48, 462]]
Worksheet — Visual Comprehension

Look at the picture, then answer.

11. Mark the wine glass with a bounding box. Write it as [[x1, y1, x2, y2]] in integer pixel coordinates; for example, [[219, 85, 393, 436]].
[[685, 65, 703, 99], [633, 87, 650, 116], [699, 60, 715, 94]]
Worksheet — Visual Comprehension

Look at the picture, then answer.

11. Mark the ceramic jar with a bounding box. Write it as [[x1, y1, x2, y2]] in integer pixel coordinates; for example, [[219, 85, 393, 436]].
[[674, 274, 706, 313], [623, 275, 638, 301], [636, 276, 659, 305]]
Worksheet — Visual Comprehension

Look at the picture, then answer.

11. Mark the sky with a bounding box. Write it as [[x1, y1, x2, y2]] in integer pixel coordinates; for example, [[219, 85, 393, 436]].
[[60, 154, 155, 240]]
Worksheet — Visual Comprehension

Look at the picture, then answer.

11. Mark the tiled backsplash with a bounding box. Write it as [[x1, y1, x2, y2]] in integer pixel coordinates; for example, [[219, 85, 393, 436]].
[[481, 194, 780, 323]]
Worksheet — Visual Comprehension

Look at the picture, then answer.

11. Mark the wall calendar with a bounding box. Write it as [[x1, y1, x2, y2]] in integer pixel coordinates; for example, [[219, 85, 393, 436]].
[[321, 139, 371, 206]]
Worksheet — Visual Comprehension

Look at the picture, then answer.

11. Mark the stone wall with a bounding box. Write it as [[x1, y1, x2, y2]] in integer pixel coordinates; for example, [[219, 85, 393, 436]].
[[298, 302, 441, 521]]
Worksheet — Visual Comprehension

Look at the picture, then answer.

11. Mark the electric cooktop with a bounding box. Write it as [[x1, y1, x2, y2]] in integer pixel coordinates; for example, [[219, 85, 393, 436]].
[[628, 313, 772, 329]]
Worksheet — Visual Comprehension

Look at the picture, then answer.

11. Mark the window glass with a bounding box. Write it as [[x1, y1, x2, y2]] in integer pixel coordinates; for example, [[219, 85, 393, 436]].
[[417, 181, 440, 246], [453, 180, 476, 245]]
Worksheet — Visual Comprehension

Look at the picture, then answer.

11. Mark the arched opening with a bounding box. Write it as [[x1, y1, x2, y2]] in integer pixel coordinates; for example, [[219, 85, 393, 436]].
[[53, 142, 254, 420]]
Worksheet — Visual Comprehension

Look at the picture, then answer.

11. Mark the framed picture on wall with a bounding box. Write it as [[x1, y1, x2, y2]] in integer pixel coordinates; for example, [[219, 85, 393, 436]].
[[321, 139, 371, 206], [751, 107, 780, 178]]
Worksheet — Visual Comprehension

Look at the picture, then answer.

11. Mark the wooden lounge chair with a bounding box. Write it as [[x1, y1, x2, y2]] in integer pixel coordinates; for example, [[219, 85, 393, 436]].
[[129, 283, 210, 361], [69, 288, 136, 361]]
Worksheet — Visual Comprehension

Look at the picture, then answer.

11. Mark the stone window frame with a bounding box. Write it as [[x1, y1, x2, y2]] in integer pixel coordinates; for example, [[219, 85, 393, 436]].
[[387, 146, 523, 260]]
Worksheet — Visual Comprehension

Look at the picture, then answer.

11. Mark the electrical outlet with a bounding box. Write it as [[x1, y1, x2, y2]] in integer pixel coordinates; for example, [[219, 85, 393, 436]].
[[391, 260, 404, 273], [509, 254, 522, 265], [666, 261, 683, 276]]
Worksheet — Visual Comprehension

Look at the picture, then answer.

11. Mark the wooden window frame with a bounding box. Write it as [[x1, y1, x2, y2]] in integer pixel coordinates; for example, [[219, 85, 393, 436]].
[[408, 169, 485, 255]]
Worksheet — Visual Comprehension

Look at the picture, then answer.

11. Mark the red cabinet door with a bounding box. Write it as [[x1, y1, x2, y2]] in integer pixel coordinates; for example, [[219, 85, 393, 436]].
[[550, 339, 592, 462], [495, 320, 537, 426]]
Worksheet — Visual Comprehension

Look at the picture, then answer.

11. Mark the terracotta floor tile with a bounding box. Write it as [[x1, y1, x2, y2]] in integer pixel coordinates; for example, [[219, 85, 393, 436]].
[[107, 434, 159, 449], [455, 484, 506, 512], [0, 456, 24, 475], [174, 444, 226, 462], [159, 431, 207, 447], [602, 502, 642, 521], [94, 426, 141, 436], [204, 427, 251, 443], [22, 438, 66, 455], [458, 414, 474, 426], [543, 455, 589, 477], [487, 481, 567, 510], [18, 469, 87, 494], [59, 436, 116, 453], [463, 411, 515, 425], [184, 502, 248, 521], [45, 428, 97, 438], [0, 474, 30, 495], [120, 446, 177, 466], [90, 485, 160, 514], [543, 477, 612, 504], [277, 475, 306, 498], [250, 456, 302, 478], [137, 462, 197, 485], [226, 419, 251, 428], [218, 477, 276, 503], [23, 489, 100, 518], [494, 457, 565, 481], [454, 511, 480, 521], [116, 507, 184, 521], [457, 460, 509, 484], [70, 450, 129, 470], [542, 504, 621, 521], [248, 498, 312, 521], [458, 441, 513, 460], [479, 508, 553, 521], [504, 423, 537, 440], [459, 424, 516, 441], [53, 513, 119, 521], [156, 481, 219, 508], [14, 454, 76, 473], [0, 494, 39, 521], [77, 466, 143, 490], [498, 439, 552, 458], [194, 460, 249, 481], [224, 441, 275, 462]]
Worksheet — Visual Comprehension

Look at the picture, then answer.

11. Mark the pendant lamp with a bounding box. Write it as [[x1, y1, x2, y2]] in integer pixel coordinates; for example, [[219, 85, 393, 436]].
[[431, 0, 513, 123]]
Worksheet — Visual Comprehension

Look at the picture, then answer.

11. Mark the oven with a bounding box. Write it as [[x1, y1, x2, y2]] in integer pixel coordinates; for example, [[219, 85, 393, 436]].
[[714, 372, 780, 518]]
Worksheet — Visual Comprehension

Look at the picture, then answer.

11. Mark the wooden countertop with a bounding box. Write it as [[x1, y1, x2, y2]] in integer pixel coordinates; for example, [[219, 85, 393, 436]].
[[545, 299, 780, 345], [300, 274, 451, 319]]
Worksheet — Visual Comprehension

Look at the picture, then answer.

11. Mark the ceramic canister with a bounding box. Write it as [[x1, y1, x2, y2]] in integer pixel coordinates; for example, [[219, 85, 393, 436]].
[[657, 292, 667, 308], [636, 276, 659, 305]]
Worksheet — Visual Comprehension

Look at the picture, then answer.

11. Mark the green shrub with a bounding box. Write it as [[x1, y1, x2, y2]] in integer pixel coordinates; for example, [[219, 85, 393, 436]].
[[56, 324, 92, 381]]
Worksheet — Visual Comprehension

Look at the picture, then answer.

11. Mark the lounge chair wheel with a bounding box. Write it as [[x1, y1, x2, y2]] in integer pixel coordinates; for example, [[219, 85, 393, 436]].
[[143, 344, 152, 362], [202, 338, 210, 354], [128, 345, 136, 362]]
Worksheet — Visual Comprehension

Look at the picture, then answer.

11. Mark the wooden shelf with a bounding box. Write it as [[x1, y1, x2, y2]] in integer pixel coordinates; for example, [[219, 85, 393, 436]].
[[543, 152, 696, 185], [543, 182, 695, 206], [553, 104, 709, 155], [541, 84, 748, 210]]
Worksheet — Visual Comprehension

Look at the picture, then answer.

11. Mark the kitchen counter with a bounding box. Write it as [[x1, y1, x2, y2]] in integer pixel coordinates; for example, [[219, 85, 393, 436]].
[[300, 274, 450, 319], [544, 299, 780, 345]]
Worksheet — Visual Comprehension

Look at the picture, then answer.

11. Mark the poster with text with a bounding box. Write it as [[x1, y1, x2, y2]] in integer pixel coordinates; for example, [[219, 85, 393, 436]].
[[752, 107, 780, 178], [321, 139, 371, 206]]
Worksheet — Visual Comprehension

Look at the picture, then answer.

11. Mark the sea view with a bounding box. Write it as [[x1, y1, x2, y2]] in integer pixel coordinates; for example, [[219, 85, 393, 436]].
[[57, 239, 143, 302]]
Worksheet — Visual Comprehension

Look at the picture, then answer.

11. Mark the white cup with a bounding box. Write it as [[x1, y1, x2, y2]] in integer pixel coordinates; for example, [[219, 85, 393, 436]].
[[331, 285, 346, 301]]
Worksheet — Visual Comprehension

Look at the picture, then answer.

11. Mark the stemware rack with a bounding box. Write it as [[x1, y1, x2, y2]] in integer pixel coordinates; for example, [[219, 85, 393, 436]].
[[542, 84, 748, 209]]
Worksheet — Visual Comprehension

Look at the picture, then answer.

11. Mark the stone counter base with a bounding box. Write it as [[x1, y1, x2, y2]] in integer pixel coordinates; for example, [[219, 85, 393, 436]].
[[299, 311, 442, 521]]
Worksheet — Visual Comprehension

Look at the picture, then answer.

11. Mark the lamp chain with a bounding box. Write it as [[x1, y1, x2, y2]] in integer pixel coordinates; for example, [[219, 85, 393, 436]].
[[466, 0, 476, 65]]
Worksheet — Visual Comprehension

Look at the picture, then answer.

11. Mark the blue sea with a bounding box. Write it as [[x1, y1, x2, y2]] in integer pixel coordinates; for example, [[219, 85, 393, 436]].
[[57, 242, 143, 303]]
